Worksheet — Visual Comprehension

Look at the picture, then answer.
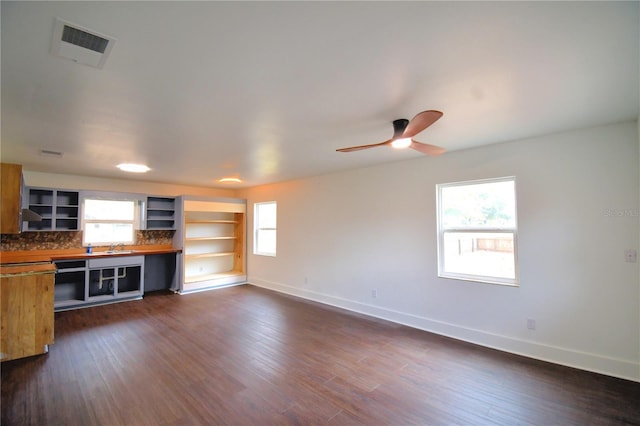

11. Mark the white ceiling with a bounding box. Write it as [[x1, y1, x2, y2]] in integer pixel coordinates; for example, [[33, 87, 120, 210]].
[[2, 1, 639, 188]]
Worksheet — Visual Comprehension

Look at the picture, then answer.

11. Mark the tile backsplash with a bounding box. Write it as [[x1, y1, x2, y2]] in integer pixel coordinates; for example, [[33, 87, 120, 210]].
[[1, 230, 175, 251]]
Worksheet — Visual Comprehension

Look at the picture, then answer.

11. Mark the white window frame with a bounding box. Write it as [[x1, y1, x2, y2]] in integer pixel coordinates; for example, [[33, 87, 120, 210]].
[[436, 176, 519, 286], [254, 201, 277, 257], [81, 192, 143, 247]]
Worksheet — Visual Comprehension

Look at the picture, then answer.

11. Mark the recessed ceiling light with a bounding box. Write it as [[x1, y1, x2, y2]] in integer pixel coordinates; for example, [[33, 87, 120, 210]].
[[117, 163, 150, 173], [218, 177, 242, 183]]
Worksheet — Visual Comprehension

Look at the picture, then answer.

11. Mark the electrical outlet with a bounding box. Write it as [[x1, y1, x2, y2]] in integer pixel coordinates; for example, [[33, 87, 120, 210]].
[[527, 318, 536, 330], [304, 276, 308, 284], [371, 289, 378, 298]]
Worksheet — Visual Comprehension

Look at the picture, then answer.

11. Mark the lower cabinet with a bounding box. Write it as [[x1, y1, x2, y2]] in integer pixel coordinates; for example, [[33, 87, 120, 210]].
[[1, 262, 55, 361], [54, 256, 144, 311], [53, 260, 86, 309]]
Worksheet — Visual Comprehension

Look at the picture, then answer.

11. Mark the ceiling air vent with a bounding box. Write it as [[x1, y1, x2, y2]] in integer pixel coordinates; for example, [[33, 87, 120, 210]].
[[51, 18, 116, 69], [61, 25, 109, 54]]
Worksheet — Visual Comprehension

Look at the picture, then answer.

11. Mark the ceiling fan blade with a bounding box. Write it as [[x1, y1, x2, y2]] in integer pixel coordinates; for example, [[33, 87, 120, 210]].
[[403, 110, 443, 138], [409, 140, 446, 156], [336, 140, 391, 152]]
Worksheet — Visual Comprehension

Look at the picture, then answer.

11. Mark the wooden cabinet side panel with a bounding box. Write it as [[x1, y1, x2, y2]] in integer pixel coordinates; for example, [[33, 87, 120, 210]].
[[0, 272, 54, 361], [35, 273, 54, 348], [1, 276, 29, 360], [0, 277, 10, 359], [0, 163, 23, 234], [234, 212, 245, 274]]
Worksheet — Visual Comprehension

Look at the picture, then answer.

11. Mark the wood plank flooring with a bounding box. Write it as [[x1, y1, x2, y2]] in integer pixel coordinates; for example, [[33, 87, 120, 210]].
[[2, 284, 639, 425]]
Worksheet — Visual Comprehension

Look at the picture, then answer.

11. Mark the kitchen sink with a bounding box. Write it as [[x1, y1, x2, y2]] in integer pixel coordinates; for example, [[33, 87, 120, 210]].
[[88, 250, 137, 256]]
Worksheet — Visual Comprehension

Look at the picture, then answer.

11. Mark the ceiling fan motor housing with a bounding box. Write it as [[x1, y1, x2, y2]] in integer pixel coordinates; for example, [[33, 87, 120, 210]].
[[392, 119, 410, 138]]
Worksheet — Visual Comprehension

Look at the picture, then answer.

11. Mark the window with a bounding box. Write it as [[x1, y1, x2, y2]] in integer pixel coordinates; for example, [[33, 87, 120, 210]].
[[82, 198, 140, 246], [437, 177, 518, 285], [254, 201, 276, 256]]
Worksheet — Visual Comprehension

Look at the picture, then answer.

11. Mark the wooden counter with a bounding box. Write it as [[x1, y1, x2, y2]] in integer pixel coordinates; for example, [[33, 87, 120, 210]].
[[1, 262, 56, 362], [0, 245, 181, 265]]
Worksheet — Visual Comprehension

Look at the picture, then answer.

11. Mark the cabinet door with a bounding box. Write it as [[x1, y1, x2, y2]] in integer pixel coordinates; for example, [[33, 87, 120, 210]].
[[0, 163, 23, 234]]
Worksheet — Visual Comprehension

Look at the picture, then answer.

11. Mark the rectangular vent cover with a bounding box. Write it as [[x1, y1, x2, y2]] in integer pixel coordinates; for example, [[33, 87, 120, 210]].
[[51, 18, 116, 69], [61, 25, 109, 54]]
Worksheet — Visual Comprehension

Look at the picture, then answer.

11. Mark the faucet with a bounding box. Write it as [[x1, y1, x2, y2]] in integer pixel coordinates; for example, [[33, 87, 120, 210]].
[[108, 243, 125, 252]]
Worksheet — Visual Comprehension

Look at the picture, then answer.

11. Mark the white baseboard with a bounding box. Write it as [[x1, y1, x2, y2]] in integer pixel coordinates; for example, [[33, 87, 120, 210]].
[[249, 277, 640, 383], [179, 280, 246, 295]]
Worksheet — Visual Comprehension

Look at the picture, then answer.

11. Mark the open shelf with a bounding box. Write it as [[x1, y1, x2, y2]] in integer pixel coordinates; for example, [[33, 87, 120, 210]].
[[185, 252, 235, 259], [24, 187, 80, 231], [184, 271, 245, 284], [185, 220, 239, 224], [146, 196, 176, 230], [54, 272, 85, 303], [186, 236, 237, 241]]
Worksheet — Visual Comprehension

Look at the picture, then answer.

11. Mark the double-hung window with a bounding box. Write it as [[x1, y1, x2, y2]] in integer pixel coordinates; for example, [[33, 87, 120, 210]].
[[254, 201, 277, 256], [437, 177, 518, 285], [82, 197, 141, 246]]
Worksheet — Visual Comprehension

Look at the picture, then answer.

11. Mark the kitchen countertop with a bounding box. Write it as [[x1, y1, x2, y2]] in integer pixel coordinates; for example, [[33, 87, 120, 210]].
[[0, 262, 57, 276], [0, 245, 181, 265]]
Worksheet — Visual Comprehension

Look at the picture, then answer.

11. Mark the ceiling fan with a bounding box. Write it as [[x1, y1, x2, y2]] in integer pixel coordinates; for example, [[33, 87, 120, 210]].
[[336, 110, 445, 156]]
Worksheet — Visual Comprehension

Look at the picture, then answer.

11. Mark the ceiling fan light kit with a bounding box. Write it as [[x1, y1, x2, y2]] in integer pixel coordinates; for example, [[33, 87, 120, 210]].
[[391, 138, 412, 149], [337, 110, 445, 156]]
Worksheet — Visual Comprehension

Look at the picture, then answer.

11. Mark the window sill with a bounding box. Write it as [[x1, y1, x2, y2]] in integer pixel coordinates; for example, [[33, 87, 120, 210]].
[[438, 272, 519, 287]]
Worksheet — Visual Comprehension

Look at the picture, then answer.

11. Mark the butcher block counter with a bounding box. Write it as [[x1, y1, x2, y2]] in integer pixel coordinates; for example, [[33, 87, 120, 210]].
[[1, 262, 56, 361], [0, 244, 180, 265]]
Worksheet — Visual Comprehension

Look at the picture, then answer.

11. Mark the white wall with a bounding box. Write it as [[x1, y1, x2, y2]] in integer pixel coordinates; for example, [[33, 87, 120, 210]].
[[242, 121, 640, 381], [23, 171, 236, 198]]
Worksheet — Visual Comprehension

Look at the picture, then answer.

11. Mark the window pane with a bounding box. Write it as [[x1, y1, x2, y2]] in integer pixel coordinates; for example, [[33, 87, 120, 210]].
[[84, 223, 134, 244], [443, 232, 515, 279], [256, 203, 277, 228], [84, 199, 135, 220], [254, 201, 277, 256], [441, 180, 515, 228], [256, 229, 276, 255]]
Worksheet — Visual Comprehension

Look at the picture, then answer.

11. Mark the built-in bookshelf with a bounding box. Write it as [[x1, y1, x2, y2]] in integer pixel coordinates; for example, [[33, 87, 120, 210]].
[[180, 198, 246, 293]]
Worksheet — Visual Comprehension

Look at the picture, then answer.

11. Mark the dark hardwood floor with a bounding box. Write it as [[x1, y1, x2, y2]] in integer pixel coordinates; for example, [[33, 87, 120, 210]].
[[2, 284, 639, 425]]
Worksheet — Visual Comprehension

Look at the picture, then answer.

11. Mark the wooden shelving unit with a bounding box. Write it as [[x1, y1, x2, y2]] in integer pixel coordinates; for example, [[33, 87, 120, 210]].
[[180, 199, 246, 293]]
